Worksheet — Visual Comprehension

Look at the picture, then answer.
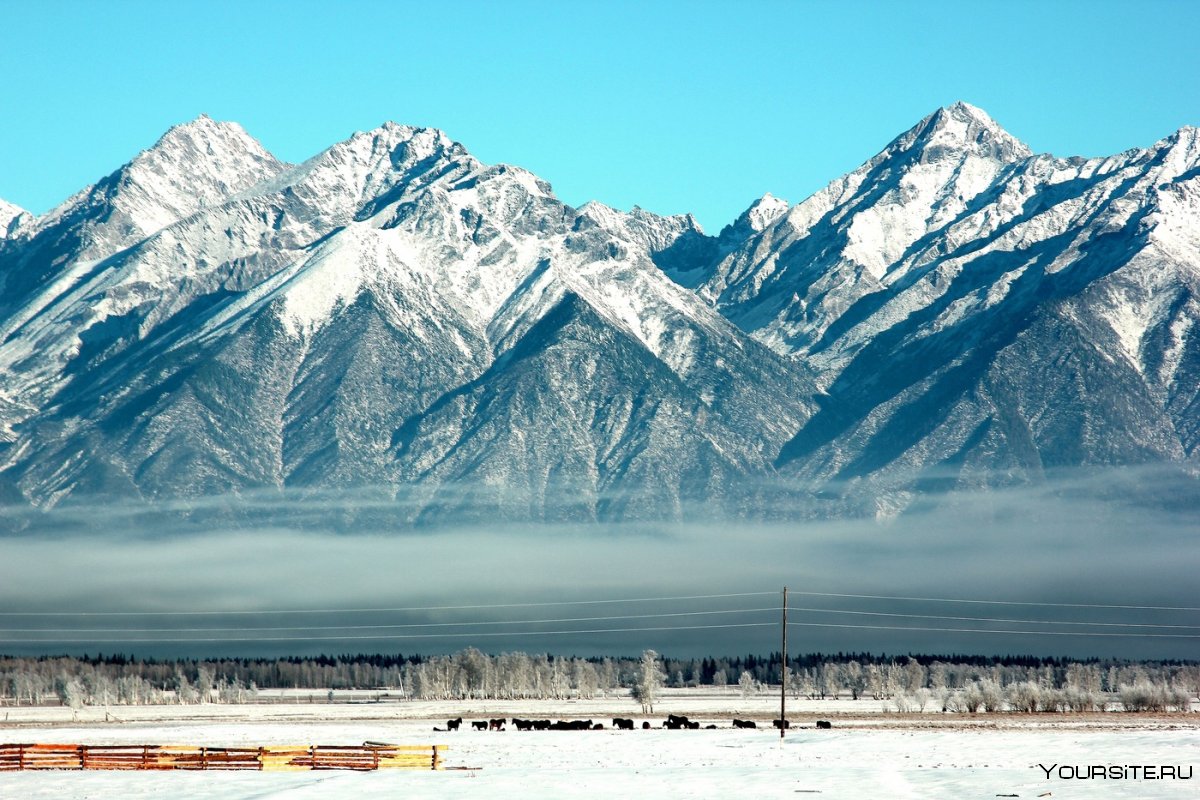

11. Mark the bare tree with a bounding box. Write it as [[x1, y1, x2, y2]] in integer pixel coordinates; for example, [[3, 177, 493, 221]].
[[631, 649, 665, 713], [738, 670, 757, 699]]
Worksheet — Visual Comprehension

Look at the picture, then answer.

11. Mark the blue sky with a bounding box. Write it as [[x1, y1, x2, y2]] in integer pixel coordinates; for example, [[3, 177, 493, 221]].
[[1, 0, 1197, 233]]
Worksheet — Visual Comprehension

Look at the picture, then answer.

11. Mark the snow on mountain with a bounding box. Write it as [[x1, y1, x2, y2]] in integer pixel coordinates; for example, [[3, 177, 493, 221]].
[[0, 118, 814, 521], [675, 103, 1200, 514], [0, 121, 482, 438], [28, 114, 285, 251], [719, 193, 790, 245], [0, 105, 1196, 523], [0, 198, 29, 238], [0, 115, 288, 380], [696, 102, 1032, 353]]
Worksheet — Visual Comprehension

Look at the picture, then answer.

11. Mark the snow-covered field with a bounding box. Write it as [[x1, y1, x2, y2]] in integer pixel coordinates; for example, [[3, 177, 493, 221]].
[[2, 692, 1196, 798]]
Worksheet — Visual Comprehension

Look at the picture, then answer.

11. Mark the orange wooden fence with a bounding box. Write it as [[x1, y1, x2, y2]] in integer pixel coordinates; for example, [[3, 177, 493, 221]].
[[0, 743, 445, 771]]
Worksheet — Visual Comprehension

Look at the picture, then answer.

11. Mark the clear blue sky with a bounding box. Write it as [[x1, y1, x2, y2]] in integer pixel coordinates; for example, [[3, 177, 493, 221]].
[[1, 0, 1197, 233]]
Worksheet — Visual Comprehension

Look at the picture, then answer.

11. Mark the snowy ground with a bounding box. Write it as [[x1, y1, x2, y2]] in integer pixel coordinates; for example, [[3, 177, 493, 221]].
[[2, 692, 1196, 798]]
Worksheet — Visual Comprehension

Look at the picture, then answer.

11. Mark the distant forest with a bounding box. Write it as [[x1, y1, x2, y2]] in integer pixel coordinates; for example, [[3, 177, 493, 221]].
[[2, 650, 1196, 713]]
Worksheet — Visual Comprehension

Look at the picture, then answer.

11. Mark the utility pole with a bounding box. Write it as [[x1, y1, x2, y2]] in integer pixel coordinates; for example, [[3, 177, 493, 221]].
[[780, 585, 787, 740]]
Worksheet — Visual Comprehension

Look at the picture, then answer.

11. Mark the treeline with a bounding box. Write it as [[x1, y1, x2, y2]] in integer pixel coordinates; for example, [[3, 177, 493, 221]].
[[0, 650, 1195, 711]]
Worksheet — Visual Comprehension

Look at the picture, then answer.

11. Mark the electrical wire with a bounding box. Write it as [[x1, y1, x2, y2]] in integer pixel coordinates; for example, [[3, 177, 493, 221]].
[[1, 588, 1195, 644], [2, 604, 1192, 636], [785, 589, 1200, 612], [0, 591, 778, 617], [1, 618, 1196, 644], [784, 606, 1200, 630], [0, 606, 780, 634], [0, 621, 778, 644], [4, 588, 1194, 618], [786, 621, 1200, 638]]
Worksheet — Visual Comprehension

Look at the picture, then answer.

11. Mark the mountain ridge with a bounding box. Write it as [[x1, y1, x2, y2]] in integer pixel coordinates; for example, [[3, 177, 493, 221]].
[[0, 103, 1196, 524]]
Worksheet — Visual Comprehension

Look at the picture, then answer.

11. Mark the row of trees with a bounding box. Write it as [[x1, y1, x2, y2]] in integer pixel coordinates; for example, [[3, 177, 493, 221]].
[[883, 678, 1193, 714], [5, 664, 258, 709], [0, 650, 1195, 711]]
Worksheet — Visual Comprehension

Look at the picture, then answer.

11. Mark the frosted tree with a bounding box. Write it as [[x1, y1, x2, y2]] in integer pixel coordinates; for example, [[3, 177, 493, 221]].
[[532, 654, 552, 699], [738, 670, 757, 699], [842, 661, 865, 700], [55, 675, 85, 710], [819, 662, 840, 699], [549, 659, 569, 700], [631, 649, 665, 713], [196, 667, 215, 704], [929, 662, 949, 691], [510, 652, 535, 699], [83, 672, 114, 708], [903, 658, 926, 693], [798, 668, 816, 699], [598, 658, 617, 697], [572, 659, 599, 699], [174, 671, 198, 705], [456, 648, 490, 698], [784, 666, 798, 699], [866, 663, 886, 700]]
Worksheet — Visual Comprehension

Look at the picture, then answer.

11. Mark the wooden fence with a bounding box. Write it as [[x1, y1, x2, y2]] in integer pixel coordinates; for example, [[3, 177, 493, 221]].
[[0, 743, 445, 771]]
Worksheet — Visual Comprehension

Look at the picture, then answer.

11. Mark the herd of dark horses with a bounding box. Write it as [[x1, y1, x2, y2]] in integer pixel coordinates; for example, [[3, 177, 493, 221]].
[[434, 715, 833, 731]]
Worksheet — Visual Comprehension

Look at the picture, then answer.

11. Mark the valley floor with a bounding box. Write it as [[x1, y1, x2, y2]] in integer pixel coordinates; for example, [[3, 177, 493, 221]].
[[2, 691, 1196, 799]]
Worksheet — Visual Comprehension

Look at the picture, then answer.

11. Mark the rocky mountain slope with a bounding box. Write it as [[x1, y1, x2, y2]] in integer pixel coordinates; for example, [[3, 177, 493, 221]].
[[0, 103, 1195, 524], [687, 103, 1200, 512], [0, 117, 813, 524]]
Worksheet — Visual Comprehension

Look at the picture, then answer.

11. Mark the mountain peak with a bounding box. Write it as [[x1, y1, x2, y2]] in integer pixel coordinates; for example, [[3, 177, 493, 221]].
[[940, 100, 994, 124], [104, 115, 285, 231], [353, 120, 458, 154], [305, 120, 467, 180], [742, 192, 789, 232], [900, 101, 1032, 163], [277, 121, 473, 218], [18, 115, 288, 265], [1160, 124, 1200, 154], [718, 192, 789, 244], [0, 197, 29, 236], [143, 114, 278, 168]]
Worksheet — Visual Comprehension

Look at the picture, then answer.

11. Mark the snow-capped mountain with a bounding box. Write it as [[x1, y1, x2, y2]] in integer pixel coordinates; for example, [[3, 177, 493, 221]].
[[0, 116, 285, 321], [0, 116, 813, 522], [0, 103, 1196, 523], [687, 102, 1200, 513], [0, 199, 28, 239]]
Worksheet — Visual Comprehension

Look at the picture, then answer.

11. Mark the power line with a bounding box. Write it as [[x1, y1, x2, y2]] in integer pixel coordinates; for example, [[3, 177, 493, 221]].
[[3, 617, 1197, 644], [786, 621, 1200, 639], [2, 588, 1194, 646], [3, 588, 1194, 618], [0, 591, 778, 617], [4, 604, 1191, 636], [785, 606, 1200, 630], [0, 607, 780, 634], [0, 622, 778, 644], [786, 590, 1200, 613]]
